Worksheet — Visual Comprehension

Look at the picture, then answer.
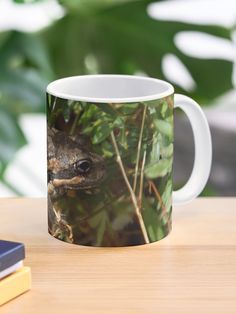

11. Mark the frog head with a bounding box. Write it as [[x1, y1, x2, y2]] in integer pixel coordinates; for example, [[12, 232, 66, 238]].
[[47, 127, 106, 190]]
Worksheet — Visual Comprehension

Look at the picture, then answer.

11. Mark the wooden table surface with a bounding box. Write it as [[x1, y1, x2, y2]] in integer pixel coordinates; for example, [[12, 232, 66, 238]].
[[0, 198, 236, 314]]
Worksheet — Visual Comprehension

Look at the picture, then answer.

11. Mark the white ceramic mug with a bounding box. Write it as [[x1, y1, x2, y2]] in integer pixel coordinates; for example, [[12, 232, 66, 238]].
[[47, 75, 212, 246]]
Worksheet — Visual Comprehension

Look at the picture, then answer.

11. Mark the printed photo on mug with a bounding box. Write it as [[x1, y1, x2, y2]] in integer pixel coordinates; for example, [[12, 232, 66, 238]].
[[46, 75, 212, 247]]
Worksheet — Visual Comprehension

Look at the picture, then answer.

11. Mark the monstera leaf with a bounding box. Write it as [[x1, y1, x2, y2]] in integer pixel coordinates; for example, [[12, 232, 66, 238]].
[[0, 31, 52, 180], [0, 31, 52, 114], [42, 0, 233, 104], [59, 0, 139, 11], [0, 0, 234, 194]]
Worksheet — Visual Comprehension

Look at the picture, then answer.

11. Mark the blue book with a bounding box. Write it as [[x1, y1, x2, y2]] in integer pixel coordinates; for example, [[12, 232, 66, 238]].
[[0, 240, 25, 272]]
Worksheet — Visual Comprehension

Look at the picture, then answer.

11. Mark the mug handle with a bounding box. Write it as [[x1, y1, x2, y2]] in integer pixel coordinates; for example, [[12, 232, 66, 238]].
[[173, 94, 212, 205]]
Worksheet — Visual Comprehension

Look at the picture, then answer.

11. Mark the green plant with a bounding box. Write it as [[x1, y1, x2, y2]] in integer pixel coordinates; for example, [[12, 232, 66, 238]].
[[0, 0, 233, 194], [47, 95, 174, 246]]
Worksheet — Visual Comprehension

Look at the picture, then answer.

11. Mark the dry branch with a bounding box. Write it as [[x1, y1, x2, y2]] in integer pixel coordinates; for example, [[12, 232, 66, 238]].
[[110, 131, 149, 244], [133, 104, 147, 193]]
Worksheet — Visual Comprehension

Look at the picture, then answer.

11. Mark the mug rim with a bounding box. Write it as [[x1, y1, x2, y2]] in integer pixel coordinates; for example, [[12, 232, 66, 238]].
[[46, 74, 174, 103]]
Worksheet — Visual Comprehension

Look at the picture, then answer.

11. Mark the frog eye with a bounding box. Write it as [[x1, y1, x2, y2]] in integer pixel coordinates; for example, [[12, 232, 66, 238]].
[[74, 159, 91, 174]]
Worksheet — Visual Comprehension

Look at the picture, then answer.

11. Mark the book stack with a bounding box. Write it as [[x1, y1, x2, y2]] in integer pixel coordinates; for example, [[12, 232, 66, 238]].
[[0, 240, 31, 306]]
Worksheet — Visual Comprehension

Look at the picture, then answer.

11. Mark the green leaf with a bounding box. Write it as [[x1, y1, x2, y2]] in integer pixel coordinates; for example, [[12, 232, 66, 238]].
[[0, 32, 52, 114], [160, 101, 168, 118], [156, 226, 165, 240], [45, 1, 233, 103], [100, 141, 114, 157], [79, 104, 98, 124], [95, 102, 119, 118], [60, 0, 138, 13], [145, 158, 172, 179], [160, 178, 172, 214], [153, 119, 172, 138], [142, 195, 166, 242], [118, 102, 139, 115], [149, 132, 161, 163], [92, 123, 113, 144], [113, 116, 125, 128], [161, 143, 173, 158]]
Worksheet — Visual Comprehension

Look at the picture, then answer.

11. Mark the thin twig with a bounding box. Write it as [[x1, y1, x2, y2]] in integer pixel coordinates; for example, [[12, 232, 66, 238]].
[[52, 204, 73, 243], [138, 150, 146, 208], [110, 131, 149, 244], [133, 104, 147, 193], [148, 180, 171, 230], [166, 96, 174, 109], [70, 114, 80, 136], [51, 96, 57, 112]]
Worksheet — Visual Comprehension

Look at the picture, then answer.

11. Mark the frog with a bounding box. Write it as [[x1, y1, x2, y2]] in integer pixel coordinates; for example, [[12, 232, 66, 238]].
[[47, 126, 106, 242]]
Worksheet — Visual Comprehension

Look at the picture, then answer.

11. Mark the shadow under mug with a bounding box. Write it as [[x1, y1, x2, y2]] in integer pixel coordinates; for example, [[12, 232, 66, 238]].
[[46, 75, 212, 247]]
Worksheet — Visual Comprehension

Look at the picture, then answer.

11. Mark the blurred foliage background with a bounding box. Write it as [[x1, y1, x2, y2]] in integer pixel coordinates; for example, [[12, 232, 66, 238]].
[[0, 0, 235, 196]]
